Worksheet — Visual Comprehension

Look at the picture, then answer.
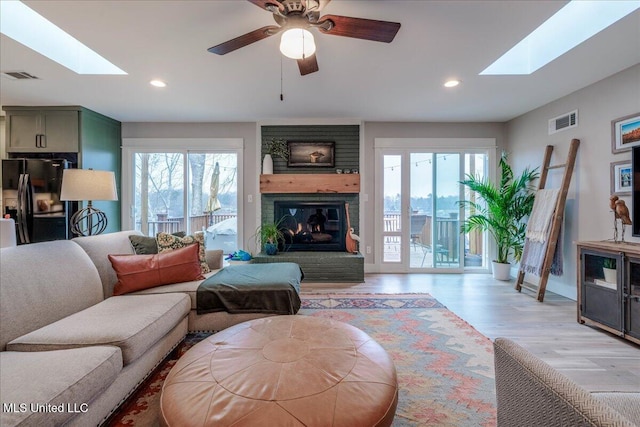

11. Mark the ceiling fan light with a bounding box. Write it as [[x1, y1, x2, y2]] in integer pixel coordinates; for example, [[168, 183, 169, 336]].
[[280, 29, 316, 60]]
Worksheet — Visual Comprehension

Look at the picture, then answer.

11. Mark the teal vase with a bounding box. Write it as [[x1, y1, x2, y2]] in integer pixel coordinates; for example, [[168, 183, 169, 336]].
[[264, 242, 278, 255]]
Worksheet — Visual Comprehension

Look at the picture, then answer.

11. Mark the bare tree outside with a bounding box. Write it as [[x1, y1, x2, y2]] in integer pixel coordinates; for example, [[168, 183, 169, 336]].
[[132, 151, 238, 247]]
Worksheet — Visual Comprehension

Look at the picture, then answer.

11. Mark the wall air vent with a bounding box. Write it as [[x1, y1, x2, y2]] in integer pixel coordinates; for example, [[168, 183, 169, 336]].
[[548, 110, 578, 135], [1, 71, 40, 80]]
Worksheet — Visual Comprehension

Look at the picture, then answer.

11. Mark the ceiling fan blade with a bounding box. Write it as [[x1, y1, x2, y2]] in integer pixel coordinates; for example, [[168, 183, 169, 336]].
[[298, 54, 319, 76], [247, 0, 284, 13], [318, 15, 401, 43], [208, 26, 281, 55]]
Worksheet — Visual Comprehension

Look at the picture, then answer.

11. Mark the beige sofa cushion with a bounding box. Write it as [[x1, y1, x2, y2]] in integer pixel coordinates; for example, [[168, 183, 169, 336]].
[[7, 294, 190, 365], [72, 230, 142, 298], [0, 347, 122, 427], [0, 241, 104, 350], [132, 269, 221, 309]]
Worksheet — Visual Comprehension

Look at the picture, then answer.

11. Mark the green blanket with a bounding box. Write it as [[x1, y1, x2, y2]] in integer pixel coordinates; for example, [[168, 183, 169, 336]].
[[196, 262, 303, 315]]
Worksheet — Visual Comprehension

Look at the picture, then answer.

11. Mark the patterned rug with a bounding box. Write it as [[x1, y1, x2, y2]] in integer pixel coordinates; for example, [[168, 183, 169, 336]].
[[106, 294, 496, 426]]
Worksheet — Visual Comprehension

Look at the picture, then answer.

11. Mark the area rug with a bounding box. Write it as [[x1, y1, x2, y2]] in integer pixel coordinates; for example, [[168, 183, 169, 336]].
[[106, 294, 496, 427]]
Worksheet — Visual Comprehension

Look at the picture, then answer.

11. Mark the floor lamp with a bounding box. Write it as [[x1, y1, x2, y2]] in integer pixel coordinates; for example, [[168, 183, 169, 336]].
[[60, 169, 118, 236]]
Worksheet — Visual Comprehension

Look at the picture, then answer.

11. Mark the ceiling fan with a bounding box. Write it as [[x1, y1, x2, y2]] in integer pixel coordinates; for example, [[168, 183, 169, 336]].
[[208, 0, 401, 76]]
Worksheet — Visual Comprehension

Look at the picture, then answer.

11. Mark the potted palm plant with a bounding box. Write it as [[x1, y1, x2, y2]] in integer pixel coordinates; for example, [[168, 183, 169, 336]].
[[459, 152, 539, 280]]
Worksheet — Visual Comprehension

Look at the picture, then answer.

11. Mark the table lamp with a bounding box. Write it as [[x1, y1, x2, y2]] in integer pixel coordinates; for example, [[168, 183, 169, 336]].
[[60, 169, 118, 236]]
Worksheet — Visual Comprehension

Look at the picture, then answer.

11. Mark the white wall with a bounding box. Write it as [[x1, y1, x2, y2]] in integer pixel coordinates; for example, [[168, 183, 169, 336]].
[[506, 64, 640, 299]]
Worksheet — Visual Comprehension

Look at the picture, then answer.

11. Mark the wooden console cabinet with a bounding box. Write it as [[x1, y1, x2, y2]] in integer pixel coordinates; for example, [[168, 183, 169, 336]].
[[577, 241, 640, 345]]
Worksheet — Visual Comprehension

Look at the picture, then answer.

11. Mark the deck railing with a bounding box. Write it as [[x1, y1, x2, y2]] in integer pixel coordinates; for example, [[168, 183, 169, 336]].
[[139, 213, 237, 236], [383, 212, 477, 262]]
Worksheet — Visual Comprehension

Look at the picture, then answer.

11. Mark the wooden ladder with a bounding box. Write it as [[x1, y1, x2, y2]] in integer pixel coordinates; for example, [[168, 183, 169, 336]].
[[515, 138, 580, 302]]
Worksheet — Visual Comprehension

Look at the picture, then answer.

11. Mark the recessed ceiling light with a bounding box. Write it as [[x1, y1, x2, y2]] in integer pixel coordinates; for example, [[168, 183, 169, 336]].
[[150, 80, 167, 88], [481, 0, 639, 75], [0, 0, 126, 75], [444, 80, 460, 88]]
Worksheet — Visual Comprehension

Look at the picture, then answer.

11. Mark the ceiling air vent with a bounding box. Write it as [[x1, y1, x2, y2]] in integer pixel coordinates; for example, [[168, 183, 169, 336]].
[[1, 71, 40, 80], [548, 110, 578, 135]]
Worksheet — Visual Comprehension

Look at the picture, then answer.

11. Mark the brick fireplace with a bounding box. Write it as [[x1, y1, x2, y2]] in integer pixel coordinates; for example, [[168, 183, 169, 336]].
[[256, 124, 363, 282]]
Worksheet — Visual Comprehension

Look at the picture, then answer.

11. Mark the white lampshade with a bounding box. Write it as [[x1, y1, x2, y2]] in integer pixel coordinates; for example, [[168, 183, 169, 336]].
[[60, 169, 118, 201], [279, 28, 316, 60]]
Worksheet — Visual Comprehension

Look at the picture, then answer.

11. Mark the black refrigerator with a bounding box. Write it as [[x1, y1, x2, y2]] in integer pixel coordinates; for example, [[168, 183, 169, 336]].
[[2, 158, 75, 244]]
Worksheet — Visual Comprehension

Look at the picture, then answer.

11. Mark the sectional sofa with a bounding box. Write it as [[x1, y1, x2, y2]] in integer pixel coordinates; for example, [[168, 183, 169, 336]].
[[0, 230, 279, 427]]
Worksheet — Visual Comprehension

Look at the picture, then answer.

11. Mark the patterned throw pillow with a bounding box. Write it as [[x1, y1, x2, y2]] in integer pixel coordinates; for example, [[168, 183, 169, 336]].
[[157, 231, 210, 274], [129, 231, 187, 255]]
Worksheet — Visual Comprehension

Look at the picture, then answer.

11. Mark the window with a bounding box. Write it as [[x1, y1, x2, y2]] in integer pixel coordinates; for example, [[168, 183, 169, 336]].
[[122, 139, 243, 255]]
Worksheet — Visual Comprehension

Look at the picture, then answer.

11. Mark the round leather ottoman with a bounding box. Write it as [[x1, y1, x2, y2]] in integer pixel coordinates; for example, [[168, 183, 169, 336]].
[[160, 315, 398, 427]]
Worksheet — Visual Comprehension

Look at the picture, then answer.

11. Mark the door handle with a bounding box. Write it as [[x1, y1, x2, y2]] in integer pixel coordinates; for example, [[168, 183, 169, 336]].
[[35, 134, 47, 148], [17, 174, 29, 243]]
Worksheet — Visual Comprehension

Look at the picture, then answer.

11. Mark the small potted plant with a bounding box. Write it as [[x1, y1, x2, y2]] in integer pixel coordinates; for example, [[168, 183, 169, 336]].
[[255, 221, 285, 255], [603, 258, 617, 283], [263, 138, 289, 174]]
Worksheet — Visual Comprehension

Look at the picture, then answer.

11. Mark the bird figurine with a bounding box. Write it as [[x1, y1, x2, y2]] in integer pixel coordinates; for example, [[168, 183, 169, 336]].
[[610, 195, 619, 211], [611, 196, 632, 242], [349, 227, 360, 242], [615, 200, 632, 225]]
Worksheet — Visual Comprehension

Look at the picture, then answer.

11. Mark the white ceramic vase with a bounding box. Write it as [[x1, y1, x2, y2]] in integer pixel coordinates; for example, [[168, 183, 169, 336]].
[[262, 154, 273, 174], [492, 261, 511, 281]]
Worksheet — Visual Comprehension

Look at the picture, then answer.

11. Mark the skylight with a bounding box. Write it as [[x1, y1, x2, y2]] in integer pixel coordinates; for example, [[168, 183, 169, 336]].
[[0, 0, 127, 75], [480, 0, 639, 75]]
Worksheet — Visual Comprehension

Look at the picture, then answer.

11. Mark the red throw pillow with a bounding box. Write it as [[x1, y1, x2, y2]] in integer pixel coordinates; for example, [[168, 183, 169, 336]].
[[109, 243, 205, 296]]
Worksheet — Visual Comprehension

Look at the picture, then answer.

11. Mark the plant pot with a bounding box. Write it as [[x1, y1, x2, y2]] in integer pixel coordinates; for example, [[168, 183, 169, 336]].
[[262, 154, 273, 174], [264, 242, 278, 255], [492, 261, 511, 281], [603, 267, 617, 283]]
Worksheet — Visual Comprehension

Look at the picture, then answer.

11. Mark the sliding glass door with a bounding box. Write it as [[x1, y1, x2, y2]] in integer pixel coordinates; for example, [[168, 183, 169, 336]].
[[122, 141, 242, 256], [379, 147, 489, 272]]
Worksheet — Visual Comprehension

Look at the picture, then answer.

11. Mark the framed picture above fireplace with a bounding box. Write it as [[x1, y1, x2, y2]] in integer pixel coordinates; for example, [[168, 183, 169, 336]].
[[288, 142, 335, 167]]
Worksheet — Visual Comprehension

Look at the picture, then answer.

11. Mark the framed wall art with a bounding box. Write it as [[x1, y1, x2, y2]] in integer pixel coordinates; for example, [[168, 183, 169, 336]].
[[611, 113, 640, 153], [287, 141, 335, 167], [610, 160, 632, 196]]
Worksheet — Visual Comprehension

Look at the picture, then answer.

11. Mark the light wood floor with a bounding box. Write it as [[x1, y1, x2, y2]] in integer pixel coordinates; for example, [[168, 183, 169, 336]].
[[302, 273, 640, 393]]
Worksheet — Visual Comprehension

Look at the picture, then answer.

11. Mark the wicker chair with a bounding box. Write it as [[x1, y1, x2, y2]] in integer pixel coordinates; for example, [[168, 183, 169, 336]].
[[493, 338, 640, 427]]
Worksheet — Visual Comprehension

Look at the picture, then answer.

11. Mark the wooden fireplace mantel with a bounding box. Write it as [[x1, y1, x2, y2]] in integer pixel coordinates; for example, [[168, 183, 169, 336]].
[[259, 174, 360, 194]]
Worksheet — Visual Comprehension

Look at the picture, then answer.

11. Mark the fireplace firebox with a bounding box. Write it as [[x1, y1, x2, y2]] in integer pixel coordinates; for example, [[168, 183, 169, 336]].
[[274, 201, 346, 251]]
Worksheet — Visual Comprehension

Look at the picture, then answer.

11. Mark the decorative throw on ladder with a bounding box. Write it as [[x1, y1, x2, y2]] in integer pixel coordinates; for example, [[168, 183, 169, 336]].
[[520, 189, 563, 276]]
